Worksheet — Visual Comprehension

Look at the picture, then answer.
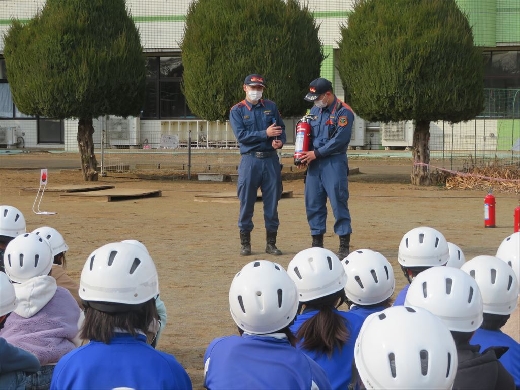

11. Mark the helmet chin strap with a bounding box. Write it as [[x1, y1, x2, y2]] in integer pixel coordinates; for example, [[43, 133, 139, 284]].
[[149, 318, 161, 348], [401, 265, 415, 284]]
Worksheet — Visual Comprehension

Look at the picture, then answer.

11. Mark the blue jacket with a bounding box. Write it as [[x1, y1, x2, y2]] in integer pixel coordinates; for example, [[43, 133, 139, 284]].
[[471, 328, 520, 389], [393, 284, 410, 306], [291, 309, 364, 390], [0, 337, 40, 375], [348, 305, 387, 322], [308, 97, 354, 159], [50, 333, 192, 390], [230, 99, 286, 154], [204, 334, 331, 390]]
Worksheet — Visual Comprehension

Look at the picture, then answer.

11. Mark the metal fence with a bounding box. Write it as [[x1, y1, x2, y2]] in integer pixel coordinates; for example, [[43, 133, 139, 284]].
[[100, 88, 520, 176]]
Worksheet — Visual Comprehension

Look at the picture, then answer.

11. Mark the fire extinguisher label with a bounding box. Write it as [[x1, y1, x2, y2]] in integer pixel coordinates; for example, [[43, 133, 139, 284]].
[[484, 204, 489, 220], [295, 133, 305, 152]]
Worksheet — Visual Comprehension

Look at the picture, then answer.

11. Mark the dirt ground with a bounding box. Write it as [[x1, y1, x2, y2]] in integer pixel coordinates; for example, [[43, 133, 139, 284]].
[[0, 152, 518, 388]]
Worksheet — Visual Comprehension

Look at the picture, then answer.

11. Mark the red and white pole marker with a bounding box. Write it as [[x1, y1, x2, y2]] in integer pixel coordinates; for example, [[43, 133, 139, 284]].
[[32, 168, 56, 215]]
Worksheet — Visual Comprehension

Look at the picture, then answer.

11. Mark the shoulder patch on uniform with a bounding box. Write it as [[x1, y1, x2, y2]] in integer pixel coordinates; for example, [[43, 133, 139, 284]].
[[338, 116, 348, 126]]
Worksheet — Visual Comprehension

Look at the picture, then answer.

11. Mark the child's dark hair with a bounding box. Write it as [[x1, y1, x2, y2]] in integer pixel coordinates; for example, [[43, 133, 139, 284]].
[[81, 298, 158, 344], [296, 289, 349, 356], [54, 252, 67, 268], [451, 331, 474, 346], [347, 296, 393, 310], [401, 265, 431, 283], [237, 325, 298, 346], [480, 313, 510, 331]]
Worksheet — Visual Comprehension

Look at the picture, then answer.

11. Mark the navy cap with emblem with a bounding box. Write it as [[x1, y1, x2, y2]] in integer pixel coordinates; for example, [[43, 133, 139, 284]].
[[244, 74, 266, 87], [304, 78, 333, 102]]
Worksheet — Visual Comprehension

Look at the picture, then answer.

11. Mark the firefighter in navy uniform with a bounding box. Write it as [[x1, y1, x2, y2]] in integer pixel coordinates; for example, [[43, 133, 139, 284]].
[[298, 78, 354, 259], [229, 74, 286, 256]]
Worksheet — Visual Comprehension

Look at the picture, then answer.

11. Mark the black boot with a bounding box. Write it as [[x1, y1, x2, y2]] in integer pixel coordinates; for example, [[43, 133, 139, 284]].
[[311, 234, 324, 248], [240, 231, 251, 256], [338, 234, 351, 259], [266, 231, 282, 255]]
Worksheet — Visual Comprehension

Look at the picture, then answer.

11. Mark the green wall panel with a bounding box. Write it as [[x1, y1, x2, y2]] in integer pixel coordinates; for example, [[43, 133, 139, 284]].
[[320, 45, 334, 85], [457, 0, 496, 46], [496, 119, 520, 150], [496, 0, 520, 44]]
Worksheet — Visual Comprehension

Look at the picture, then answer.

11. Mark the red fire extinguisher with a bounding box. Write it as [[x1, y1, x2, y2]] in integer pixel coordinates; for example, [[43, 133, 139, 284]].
[[484, 190, 496, 228], [514, 202, 520, 233], [294, 115, 312, 166]]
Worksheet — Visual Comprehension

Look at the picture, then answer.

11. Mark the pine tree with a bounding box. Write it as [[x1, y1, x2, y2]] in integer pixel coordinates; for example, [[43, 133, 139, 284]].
[[4, 0, 145, 181], [181, 0, 323, 121], [338, 0, 483, 185]]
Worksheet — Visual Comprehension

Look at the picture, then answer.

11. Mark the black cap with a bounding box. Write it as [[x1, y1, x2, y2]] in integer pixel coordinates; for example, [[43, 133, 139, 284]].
[[304, 78, 333, 101], [244, 74, 266, 87]]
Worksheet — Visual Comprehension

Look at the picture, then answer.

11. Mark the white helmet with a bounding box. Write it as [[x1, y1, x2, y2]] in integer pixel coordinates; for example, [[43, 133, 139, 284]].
[[461, 255, 518, 315], [355, 306, 457, 390], [398, 227, 449, 267], [229, 260, 298, 334], [405, 266, 483, 332], [121, 239, 149, 254], [342, 249, 395, 305], [79, 242, 159, 305], [0, 205, 26, 238], [446, 242, 466, 269], [32, 226, 69, 257], [496, 232, 520, 295], [287, 247, 347, 302], [0, 272, 16, 316], [4, 233, 53, 283]]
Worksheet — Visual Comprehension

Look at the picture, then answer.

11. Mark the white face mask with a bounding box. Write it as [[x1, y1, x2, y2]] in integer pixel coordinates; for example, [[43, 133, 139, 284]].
[[247, 90, 263, 102], [314, 96, 327, 108]]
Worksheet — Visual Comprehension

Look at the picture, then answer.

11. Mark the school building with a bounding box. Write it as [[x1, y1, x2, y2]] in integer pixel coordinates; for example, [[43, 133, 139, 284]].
[[0, 0, 518, 153]]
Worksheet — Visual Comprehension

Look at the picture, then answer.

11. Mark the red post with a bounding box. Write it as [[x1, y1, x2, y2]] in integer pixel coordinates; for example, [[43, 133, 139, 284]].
[[484, 192, 496, 228], [514, 205, 520, 233]]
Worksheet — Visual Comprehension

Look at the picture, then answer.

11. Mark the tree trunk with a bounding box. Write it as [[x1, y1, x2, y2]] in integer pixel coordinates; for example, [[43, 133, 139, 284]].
[[77, 118, 98, 181], [411, 120, 431, 186]]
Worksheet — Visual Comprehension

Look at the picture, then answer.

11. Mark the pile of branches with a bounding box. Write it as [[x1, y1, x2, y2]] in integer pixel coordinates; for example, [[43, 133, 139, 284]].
[[445, 163, 520, 193]]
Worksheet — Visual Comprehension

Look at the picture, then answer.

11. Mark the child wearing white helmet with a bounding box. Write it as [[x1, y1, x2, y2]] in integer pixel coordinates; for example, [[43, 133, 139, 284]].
[[342, 249, 395, 321], [405, 266, 515, 389], [1, 233, 82, 389], [50, 241, 191, 390], [204, 260, 331, 390], [462, 255, 520, 389], [446, 242, 466, 268], [0, 272, 41, 388], [287, 248, 363, 390], [121, 239, 167, 348], [495, 232, 520, 343], [354, 305, 458, 390], [0, 205, 26, 273], [32, 226, 81, 306], [393, 226, 449, 305]]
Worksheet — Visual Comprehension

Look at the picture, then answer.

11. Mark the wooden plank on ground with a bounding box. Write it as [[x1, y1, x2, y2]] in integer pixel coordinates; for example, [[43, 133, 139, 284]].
[[60, 188, 161, 202], [194, 190, 293, 203], [22, 184, 115, 193], [197, 173, 231, 182]]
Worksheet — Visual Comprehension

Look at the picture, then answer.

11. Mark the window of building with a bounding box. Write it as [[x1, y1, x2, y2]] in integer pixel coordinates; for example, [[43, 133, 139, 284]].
[[483, 50, 520, 89], [0, 59, 35, 119], [38, 118, 64, 144], [482, 50, 520, 118], [142, 55, 193, 119]]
